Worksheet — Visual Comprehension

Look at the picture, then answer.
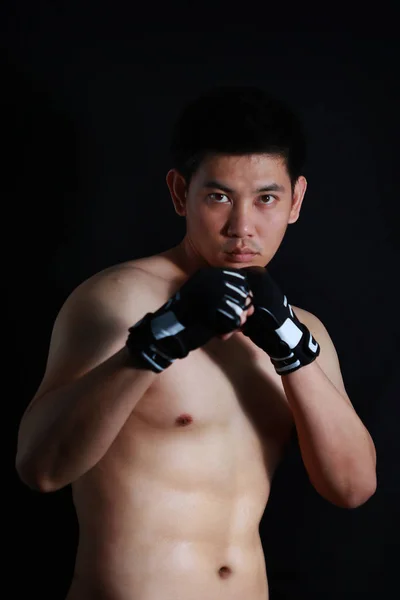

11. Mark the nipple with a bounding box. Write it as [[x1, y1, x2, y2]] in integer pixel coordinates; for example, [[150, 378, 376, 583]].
[[175, 413, 193, 427], [218, 565, 232, 579]]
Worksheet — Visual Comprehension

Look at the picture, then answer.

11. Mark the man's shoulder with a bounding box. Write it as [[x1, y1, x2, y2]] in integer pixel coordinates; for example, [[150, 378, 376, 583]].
[[68, 253, 181, 309], [292, 305, 348, 397], [52, 253, 180, 335], [291, 306, 330, 342], [291, 305, 316, 324], [83, 253, 178, 288]]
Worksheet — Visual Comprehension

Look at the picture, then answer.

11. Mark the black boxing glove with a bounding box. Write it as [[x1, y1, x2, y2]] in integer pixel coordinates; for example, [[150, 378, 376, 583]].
[[126, 267, 251, 372], [242, 267, 320, 375]]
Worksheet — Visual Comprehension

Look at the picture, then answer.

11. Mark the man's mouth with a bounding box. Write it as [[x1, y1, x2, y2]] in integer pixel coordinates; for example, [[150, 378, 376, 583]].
[[229, 249, 256, 255], [225, 249, 258, 262]]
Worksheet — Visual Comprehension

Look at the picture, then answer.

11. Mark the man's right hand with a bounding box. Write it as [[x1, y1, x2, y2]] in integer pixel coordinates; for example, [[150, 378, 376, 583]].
[[126, 267, 252, 372]]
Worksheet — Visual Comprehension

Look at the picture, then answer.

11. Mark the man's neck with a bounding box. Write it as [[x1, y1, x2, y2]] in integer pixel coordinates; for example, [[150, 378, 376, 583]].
[[163, 236, 209, 278]]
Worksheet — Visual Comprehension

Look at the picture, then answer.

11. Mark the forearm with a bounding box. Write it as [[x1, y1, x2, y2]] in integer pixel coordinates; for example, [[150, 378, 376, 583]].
[[16, 346, 156, 492], [282, 361, 377, 508]]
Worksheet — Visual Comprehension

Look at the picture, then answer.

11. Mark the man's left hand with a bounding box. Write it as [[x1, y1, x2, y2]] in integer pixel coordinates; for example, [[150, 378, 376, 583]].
[[241, 267, 320, 375]]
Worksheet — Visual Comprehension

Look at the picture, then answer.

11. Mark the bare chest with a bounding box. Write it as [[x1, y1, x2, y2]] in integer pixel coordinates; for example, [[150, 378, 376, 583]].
[[74, 333, 294, 549], [129, 333, 293, 459]]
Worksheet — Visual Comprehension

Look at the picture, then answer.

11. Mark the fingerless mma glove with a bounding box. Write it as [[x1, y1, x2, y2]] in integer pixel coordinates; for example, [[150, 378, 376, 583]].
[[126, 267, 250, 373], [242, 267, 320, 375]]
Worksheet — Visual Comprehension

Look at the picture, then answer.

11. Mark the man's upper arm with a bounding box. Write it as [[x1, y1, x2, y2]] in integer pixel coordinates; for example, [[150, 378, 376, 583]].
[[296, 308, 351, 403], [31, 267, 154, 403]]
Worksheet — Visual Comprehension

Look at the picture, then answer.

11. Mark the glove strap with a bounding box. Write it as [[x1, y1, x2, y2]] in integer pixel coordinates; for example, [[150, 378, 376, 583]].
[[270, 318, 320, 375]]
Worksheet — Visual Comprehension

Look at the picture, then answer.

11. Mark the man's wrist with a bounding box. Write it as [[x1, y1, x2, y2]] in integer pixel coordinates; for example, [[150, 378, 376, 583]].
[[268, 321, 320, 376]]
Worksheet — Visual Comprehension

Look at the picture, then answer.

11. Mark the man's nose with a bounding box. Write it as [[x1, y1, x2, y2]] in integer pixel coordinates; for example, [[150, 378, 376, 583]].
[[225, 206, 255, 237]]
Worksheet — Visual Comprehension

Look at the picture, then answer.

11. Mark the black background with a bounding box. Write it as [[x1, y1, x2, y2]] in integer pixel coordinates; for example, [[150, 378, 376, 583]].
[[3, 3, 399, 598]]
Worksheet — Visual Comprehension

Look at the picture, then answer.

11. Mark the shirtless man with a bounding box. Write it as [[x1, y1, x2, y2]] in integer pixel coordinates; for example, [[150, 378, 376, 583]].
[[16, 85, 377, 600]]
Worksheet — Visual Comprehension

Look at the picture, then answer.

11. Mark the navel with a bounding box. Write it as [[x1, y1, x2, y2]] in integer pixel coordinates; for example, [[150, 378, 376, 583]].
[[175, 413, 193, 427], [218, 565, 232, 579]]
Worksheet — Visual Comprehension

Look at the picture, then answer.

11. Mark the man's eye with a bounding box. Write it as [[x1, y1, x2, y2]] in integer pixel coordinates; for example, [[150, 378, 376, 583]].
[[209, 193, 229, 202], [259, 195, 276, 205]]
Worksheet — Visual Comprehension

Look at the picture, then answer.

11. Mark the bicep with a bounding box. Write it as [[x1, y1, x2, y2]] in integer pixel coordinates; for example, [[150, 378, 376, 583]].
[[39, 301, 128, 394]]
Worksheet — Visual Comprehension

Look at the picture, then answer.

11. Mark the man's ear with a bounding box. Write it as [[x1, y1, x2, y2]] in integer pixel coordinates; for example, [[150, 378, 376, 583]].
[[166, 169, 187, 216], [288, 175, 307, 224]]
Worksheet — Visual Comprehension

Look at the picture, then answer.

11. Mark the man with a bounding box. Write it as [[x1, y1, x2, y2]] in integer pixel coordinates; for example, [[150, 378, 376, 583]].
[[16, 85, 377, 600]]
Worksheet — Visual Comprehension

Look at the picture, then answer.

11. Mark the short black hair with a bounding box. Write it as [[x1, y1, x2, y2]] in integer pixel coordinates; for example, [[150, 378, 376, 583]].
[[170, 85, 307, 189]]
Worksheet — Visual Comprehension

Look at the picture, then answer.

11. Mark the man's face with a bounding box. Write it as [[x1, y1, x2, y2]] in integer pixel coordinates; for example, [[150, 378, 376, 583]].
[[169, 153, 306, 268]]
